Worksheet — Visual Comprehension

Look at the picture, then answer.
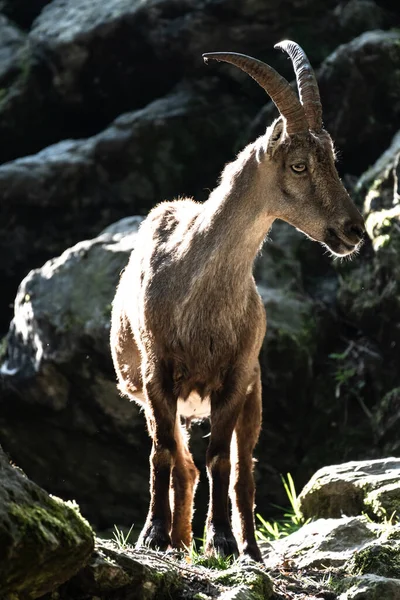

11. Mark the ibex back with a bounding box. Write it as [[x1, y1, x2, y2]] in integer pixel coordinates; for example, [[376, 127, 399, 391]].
[[110, 41, 364, 562]]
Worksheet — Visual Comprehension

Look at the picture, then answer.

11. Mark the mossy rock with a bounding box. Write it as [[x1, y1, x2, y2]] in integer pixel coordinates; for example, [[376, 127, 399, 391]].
[[298, 458, 400, 520], [372, 387, 400, 456], [347, 543, 400, 578], [212, 565, 273, 599], [337, 131, 400, 361], [54, 540, 273, 600], [337, 574, 400, 600], [0, 445, 94, 598]]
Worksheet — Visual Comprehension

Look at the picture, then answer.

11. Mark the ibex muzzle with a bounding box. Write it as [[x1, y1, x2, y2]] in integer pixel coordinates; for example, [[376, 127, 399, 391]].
[[111, 41, 364, 564]]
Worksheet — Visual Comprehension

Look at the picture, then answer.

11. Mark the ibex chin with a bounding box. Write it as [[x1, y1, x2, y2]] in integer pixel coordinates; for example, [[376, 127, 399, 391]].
[[110, 41, 364, 562]]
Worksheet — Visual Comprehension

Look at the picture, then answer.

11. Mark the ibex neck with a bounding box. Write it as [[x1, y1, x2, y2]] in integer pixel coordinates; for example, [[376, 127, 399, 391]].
[[197, 141, 274, 272]]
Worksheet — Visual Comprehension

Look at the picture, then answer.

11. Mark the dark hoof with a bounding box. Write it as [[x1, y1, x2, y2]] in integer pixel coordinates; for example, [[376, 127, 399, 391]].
[[241, 542, 263, 563], [205, 528, 239, 559], [137, 520, 171, 551]]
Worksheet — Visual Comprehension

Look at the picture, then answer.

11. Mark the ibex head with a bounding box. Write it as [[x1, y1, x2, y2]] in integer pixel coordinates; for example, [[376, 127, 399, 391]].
[[203, 41, 365, 256]]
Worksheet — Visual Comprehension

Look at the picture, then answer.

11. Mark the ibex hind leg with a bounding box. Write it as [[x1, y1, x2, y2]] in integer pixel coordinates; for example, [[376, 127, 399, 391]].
[[136, 359, 178, 551], [110, 307, 143, 399], [230, 366, 263, 562], [204, 370, 251, 559], [170, 419, 200, 549]]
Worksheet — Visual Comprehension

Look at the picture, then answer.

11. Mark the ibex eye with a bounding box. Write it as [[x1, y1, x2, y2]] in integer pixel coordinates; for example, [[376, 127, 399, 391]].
[[291, 163, 307, 173]]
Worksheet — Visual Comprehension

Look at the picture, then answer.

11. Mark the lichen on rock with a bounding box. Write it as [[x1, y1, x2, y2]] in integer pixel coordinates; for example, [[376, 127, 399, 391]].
[[0, 446, 94, 598]]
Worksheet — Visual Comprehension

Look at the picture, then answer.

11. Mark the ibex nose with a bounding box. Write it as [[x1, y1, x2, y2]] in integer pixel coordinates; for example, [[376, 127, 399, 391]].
[[343, 219, 365, 244]]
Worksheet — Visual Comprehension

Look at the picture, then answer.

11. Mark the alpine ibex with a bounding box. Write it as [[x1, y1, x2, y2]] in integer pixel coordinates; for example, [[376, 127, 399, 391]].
[[110, 41, 364, 562]]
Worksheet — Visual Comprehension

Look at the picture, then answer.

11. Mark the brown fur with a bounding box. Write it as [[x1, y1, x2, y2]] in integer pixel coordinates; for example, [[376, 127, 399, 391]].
[[110, 77, 364, 562]]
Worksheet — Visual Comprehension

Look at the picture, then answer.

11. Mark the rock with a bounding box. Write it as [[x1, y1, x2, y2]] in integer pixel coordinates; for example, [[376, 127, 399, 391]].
[[3, 218, 143, 377], [258, 501, 400, 599], [0, 78, 252, 332], [331, 130, 400, 464], [338, 575, 400, 600], [346, 540, 400, 578], [0, 444, 93, 598], [356, 130, 400, 209], [0, 0, 397, 164], [317, 30, 400, 174], [372, 387, 400, 456], [298, 458, 400, 520], [0, 14, 26, 82], [337, 129, 400, 370], [46, 538, 273, 600], [333, 0, 391, 40], [0, 217, 152, 529], [261, 515, 387, 570], [259, 510, 400, 598], [0, 1, 51, 29]]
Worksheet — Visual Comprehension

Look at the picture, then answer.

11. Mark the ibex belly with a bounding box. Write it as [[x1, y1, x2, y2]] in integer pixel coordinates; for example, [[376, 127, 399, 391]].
[[178, 391, 211, 418], [129, 388, 211, 418]]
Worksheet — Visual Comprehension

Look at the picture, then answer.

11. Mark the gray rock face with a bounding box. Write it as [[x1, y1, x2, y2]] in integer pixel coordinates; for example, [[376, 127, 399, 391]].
[[1, 218, 152, 529], [0, 444, 94, 598], [262, 515, 391, 570], [0, 1, 51, 28], [339, 576, 400, 600], [3, 218, 143, 378], [0, 79, 251, 331], [0, 14, 26, 81], [299, 458, 400, 520], [0, 0, 396, 165], [318, 30, 400, 174], [336, 129, 400, 425], [260, 507, 400, 600]]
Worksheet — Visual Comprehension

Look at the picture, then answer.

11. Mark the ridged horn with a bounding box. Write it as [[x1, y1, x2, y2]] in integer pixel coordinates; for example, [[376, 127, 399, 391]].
[[274, 40, 323, 132], [202, 52, 308, 135]]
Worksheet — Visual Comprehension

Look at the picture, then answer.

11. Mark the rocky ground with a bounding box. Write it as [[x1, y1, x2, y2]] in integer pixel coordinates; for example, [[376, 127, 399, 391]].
[[1, 456, 399, 599]]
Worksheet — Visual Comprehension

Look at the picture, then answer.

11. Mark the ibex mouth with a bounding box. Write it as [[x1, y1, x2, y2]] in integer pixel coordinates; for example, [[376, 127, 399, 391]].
[[325, 227, 361, 256]]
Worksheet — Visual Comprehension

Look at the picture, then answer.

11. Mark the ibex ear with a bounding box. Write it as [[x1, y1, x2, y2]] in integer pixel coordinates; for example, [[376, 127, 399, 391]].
[[265, 117, 286, 156]]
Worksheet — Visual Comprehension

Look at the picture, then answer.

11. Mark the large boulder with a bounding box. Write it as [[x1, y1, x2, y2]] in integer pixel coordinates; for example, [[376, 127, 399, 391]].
[[318, 30, 400, 174], [0, 78, 252, 332], [260, 513, 400, 600], [261, 515, 397, 570], [0, 217, 151, 529], [0, 14, 26, 81], [298, 457, 400, 520], [336, 130, 400, 448], [0, 444, 93, 598], [0, 1, 51, 29], [0, 0, 397, 164], [258, 459, 400, 599]]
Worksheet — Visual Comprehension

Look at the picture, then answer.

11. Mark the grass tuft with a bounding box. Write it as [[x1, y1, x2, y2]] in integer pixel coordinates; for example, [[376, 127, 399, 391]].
[[256, 473, 309, 541]]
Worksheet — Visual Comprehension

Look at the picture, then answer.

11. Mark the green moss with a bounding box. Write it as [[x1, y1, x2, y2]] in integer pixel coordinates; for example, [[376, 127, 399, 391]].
[[1, 495, 93, 596], [0, 335, 8, 361], [212, 566, 273, 599], [347, 544, 400, 578], [10, 495, 92, 547]]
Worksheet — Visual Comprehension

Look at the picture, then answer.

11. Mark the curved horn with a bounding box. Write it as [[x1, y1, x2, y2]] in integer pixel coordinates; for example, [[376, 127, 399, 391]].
[[274, 40, 323, 132], [203, 52, 308, 136]]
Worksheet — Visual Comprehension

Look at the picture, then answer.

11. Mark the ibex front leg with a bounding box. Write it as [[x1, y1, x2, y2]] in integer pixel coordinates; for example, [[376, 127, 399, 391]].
[[137, 360, 177, 551], [230, 365, 262, 562], [205, 373, 247, 558]]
